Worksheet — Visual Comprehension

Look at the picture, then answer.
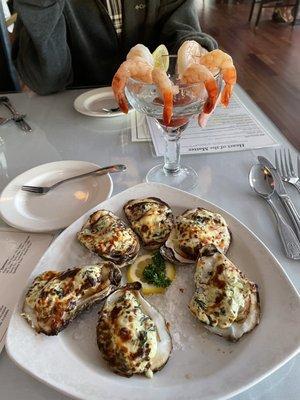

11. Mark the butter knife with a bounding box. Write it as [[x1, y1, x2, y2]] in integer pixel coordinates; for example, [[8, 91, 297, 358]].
[[258, 156, 300, 240], [0, 96, 32, 132]]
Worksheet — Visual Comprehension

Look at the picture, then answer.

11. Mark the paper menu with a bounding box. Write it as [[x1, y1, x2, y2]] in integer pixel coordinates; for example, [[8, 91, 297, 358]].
[[130, 111, 150, 142], [131, 93, 278, 153], [0, 228, 54, 353]]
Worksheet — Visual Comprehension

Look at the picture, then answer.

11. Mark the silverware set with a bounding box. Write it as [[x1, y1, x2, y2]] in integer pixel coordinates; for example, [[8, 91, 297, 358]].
[[0, 96, 32, 132], [250, 149, 300, 260]]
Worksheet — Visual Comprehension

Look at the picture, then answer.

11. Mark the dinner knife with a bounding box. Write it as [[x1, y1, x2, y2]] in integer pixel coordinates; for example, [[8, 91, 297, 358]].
[[0, 96, 32, 132], [258, 156, 300, 240]]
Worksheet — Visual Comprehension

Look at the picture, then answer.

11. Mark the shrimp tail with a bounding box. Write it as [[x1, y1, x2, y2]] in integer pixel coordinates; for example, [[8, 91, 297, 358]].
[[203, 79, 218, 114], [198, 93, 221, 127], [221, 83, 233, 107], [220, 65, 236, 107], [118, 96, 129, 114], [152, 67, 173, 126], [112, 75, 129, 114], [203, 98, 214, 114], [163, 90, 173, 125], [198, 112, 206, 127]]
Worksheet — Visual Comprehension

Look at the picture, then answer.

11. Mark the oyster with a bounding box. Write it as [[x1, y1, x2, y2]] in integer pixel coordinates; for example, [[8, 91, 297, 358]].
[[97, 282, 172, 378], [189, 245, 260, 341], [160, 207, 231, 264], [22, 262, 122, 335], [123, 197, 174, 249], [77, 210, 140, 267]]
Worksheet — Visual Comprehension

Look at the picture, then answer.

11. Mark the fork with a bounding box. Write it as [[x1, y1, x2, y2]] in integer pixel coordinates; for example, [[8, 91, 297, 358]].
[[275, 149, 300, 193], [21, 164, 126, 194], [102, 107, 120, 113], [0, 114, 26, 126], [0, 97, 32, 132]]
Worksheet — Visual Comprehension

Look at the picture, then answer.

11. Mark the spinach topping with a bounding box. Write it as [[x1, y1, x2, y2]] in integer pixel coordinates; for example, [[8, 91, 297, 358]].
[[138, 331, 148, 346], [143, 252, 171, 288], [195, 298, 206, 309]]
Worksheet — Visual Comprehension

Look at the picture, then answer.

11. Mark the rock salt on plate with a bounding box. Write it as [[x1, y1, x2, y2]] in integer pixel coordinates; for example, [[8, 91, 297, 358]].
[[148, 264, 205, 352]]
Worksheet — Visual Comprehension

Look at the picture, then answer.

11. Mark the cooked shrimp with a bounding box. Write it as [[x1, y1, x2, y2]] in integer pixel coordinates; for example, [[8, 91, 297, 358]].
[[199, 49, 237, 107], [181, 63, 218, 115], [112, 57, 153, 114], [177, 40, 208, 76], [126, 44, 154, 66], [152, 67, 173, 125], [198, 93, 221, 128]]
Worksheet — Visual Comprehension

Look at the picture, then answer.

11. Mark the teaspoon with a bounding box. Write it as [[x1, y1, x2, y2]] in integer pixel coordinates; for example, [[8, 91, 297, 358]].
[[249, 164, 300, 260]]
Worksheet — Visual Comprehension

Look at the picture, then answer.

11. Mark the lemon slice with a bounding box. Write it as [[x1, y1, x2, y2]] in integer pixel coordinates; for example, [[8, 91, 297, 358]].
[[152, 44, 169, 71], [127, 254, 175, 295]]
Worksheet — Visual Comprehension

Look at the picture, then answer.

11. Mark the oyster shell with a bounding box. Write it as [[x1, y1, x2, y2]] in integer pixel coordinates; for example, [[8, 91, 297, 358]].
[[97, 282, 172, 378], [77, 210, 140, 267], [123, 197, 174, 249], [22, 262, 122, 335], [189, 245, 260, 341], [160, 207, 231, 264]]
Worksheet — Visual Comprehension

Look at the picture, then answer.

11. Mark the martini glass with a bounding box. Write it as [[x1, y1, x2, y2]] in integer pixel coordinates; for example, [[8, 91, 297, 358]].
[[125, 56, 222, 190]]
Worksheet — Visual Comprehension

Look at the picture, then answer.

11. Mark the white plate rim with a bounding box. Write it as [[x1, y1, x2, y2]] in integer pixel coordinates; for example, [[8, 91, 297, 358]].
[[6, 334, 300, 400], [0, 160, 113, 233], [6, 182, 300, 400], [73, 87, 133, 118]]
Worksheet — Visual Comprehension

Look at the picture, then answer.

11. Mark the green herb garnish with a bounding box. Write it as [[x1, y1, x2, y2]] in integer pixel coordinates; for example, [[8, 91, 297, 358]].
[[143, 252, 172, 288], [195, 298, 206, 309], [138, 331, 148, 346]]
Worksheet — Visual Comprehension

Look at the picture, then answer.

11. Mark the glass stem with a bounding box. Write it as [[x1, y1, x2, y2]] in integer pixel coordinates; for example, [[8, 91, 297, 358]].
[[163, 128, 181, 174]]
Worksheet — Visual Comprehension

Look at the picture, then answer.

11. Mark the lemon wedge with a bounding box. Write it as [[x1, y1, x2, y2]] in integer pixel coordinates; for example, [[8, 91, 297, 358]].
[[127, 254, 175, 295], [152, 44, 169, 71]]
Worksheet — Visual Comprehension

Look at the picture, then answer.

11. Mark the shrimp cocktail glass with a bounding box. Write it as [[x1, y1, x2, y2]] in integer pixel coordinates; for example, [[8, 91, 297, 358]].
[[125, 55, 222, 190]]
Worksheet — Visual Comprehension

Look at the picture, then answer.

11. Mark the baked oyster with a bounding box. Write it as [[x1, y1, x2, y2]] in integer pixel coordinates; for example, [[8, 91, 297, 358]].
[[22, 262, 122, 335], [160, 207, 231, 264], [97, 282, 172, 378], [123, 197, 174, 249], [77, 210, 140, 267], [189, 245, 260, 341]]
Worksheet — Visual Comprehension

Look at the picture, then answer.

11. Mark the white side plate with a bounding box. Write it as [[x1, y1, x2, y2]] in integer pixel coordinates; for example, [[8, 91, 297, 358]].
[[0, 160, 113, 232], [74, 87, 133, 118], [6, 183, 300, 400]]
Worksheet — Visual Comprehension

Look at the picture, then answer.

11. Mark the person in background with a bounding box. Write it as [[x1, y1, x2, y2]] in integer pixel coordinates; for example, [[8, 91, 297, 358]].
[[12, 0, 217, 95]]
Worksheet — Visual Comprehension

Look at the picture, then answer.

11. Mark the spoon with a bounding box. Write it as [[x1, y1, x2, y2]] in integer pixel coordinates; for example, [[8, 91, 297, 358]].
[[249, 164, 300, 260]]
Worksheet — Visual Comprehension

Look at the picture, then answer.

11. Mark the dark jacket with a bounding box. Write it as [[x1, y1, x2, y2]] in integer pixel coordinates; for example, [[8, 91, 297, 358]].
[[13, 0, 218, 95]]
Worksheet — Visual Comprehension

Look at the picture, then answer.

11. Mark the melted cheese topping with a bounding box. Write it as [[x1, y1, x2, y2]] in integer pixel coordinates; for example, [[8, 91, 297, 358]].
[[172, 208, 230, 259], [23, 265, 109, 334], [25, 271, 59, 309], [124, 198, 173, 246], [78, 210, 138, 260], [98, 291, 158, 377], [190, 251, 252, 329]]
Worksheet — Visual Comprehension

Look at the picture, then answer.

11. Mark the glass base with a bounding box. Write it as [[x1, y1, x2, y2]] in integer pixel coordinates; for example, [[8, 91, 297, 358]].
[[146, 164, 198, 191]]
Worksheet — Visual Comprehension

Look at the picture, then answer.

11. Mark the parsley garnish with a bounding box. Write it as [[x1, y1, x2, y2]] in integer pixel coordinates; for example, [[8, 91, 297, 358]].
[[195, 298, 206, 309], [143, 252, 172, 288], [138, 331, 148, 346]]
